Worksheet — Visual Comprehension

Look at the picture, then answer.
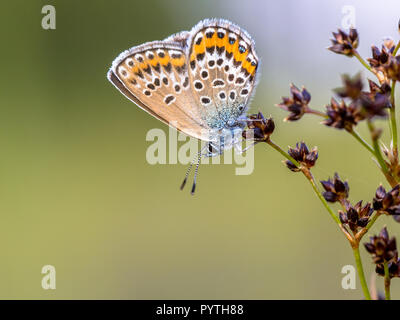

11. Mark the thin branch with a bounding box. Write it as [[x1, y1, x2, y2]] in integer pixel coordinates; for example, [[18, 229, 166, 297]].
[[353, 245, 372, 300], [367, 121, 390, 175], [353, 51, 373, 73], [390, 80, 398, 157], [266, 139, 300, 167], [384, 261, 391, 300], [349, 130, 375, 155], [355, 212, 381, 241]]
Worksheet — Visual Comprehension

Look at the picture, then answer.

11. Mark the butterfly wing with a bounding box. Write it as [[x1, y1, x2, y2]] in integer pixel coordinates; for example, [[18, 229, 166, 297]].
[[186, 19, 259, 130], [108, 40, 210, 141]]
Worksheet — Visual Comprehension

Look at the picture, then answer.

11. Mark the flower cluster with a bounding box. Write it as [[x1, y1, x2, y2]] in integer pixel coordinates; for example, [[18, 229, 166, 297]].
[[328, 28, 359, 57], [323, 74, 390, 132], [323, 98, 362, 132], [373, 185, 400, 222], [320, 173, 349, 203], [339, 201, 373, 232], [242, 112, 275, 141], [276, 84, 311, 121], [382, 144, 400, 181], [368, 39, 400, 82], [285, 142, 318, 172], [364, 227, 400, 278]]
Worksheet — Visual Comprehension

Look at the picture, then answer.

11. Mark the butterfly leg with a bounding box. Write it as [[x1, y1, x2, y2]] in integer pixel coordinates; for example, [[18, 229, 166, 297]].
[[233, 139, 260, 154]]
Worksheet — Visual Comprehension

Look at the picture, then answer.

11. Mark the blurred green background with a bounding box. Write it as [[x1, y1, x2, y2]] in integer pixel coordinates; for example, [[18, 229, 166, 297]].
[[1, 0, 399, 299]]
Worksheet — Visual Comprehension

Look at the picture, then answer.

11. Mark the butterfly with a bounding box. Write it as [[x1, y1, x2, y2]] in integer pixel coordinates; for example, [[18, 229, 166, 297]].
[[107, 18, 259, 194]]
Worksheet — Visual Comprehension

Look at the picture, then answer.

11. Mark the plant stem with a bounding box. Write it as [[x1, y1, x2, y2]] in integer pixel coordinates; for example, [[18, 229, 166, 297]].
[[390, 80, 398, 157], [367, 121, 390, 175], [306, 107, 327, 118], [304, 171, 342, 225], [349, 130, 375, 155], [384, 261, 391, 300], [304, 105, 376, 156], [353, 51, 373, 73], [266, 139, 300, 167], [394, 40, 400, 55], [353, 245, 372, 300], [355, 212, 381, 241], [266, 140, 346, 226]]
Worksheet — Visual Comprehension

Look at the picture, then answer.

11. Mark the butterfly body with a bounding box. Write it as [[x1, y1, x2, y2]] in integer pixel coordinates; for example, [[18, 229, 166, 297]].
[[108, 19, 259, 192], [108, 18, 259, 154]]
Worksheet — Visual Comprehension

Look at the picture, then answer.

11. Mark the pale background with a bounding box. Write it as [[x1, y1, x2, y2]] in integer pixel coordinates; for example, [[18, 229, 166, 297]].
[[1, 0, 399, 299]]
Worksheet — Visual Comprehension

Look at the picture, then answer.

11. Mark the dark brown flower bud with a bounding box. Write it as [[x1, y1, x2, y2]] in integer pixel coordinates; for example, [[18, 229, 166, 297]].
[[276, 84, 311, 121], [242, 112, 275, 141], [367, 45, 392, 69], [359, 91, 390, 119], [323, 98, 363, 132], [334, 73, 363, 100], [367, 43, 400, 82], [367, 79, 391, 96], [320, 173, 349, 203], [375, 255, 400, 278], [328, 28, 359, 56], [364, 227, 398, 275], [373, 184, 400, 218], [339, 201, 373, 232], [383, 38, 396, 52], [382, 143, 400, 188], [384, 55, 400, 82], [285, 142, 318, 172]]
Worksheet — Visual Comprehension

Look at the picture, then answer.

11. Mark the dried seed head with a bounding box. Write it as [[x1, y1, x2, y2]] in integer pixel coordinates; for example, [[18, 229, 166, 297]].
[[285, 142, 318, 172], [334, 73, 364, 100], [364, 227, 400, 278], [367, 42, 400, 82], [328, 28, 359, 56], [323, 98, 363, 131], [276, 84, 311, 121], [320, 173, 349, 203], [382, 143, 400, 182], [339, 201, 373, 232], [373, 185, 400, 220], [375, 256, 400, 278], [242, 112, 275, 141], [368, 45, 392, 71], [384, 55, 400, 82]]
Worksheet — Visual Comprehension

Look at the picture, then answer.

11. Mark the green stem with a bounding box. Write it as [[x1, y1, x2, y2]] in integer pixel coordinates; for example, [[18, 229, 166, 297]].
[[353, 51, 373, 73], [384, 261, 391, 300], [349, 130, 375, 155], [367, 121, 390, 175], [353, 246, 372, 300], [266, 140, 340, 225], [305, 173, 342, 225], [306, 107, 328, 118], [355, 212, 381, 241], [365, 212, 380, 233], [390, 80, 398, 155], [394, 40, 400, 55], [266, 139, 300, 167]]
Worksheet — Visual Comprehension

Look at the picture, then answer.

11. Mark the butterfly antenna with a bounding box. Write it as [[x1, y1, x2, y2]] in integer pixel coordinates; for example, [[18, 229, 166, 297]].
[[191, 153, 202, 195], [180, 161, 194, 190]]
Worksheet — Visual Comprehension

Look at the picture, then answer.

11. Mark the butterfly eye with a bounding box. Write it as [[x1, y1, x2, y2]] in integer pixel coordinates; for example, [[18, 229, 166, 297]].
[[239, 106, 244, 111]]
